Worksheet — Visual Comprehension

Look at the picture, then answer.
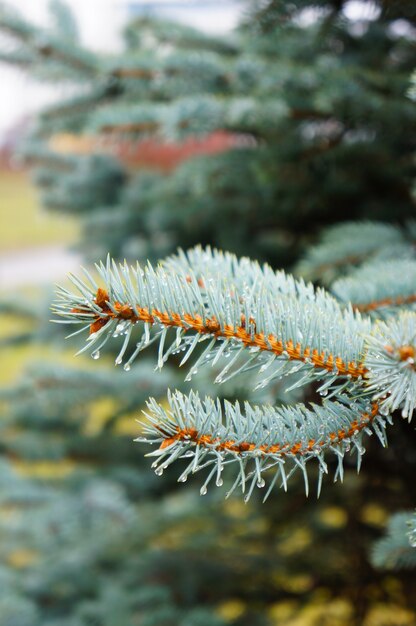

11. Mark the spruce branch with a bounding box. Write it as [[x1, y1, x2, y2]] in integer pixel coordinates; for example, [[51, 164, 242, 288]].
[[21, 144, 75, 171], [0, 3, 98, 76], [0, 48, 34, 69], [332, 260, 416, 315], [364, 312, 416, 420], [409, 512, 416, 549], [123, 15, 239, 56], [137, 391, 383, 500], [38, 86, 112, 122], [295, 222, 409, 284], [52, 247, 416, 498], [53, 247, 369, 386], [372, 511, 416, 570], [89, 97, 289, 139], [49, 0, 79, 44]]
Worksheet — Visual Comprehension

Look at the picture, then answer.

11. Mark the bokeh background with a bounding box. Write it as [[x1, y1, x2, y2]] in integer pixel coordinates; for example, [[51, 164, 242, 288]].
[[0, 1, 416, 625]]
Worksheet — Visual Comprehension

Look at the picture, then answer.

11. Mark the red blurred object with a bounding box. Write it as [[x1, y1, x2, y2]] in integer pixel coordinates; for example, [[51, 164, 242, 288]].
[[2, 115, 250, 172], [110, 131, 246, 171]]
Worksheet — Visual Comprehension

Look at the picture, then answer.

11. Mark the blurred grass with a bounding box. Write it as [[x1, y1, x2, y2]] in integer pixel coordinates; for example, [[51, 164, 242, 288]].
[[0, 169, 78, 251], [0, 168, 80, 385]]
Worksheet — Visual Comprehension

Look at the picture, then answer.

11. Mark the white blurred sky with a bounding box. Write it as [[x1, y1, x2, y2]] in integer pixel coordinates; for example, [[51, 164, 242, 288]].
[[0, 0, 240, 138]]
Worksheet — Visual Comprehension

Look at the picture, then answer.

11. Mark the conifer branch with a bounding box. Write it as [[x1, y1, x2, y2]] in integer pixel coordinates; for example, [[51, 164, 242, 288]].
[[364, 312, 416, 420], [39, 87, 112, 123], [332, 260, 416, 315], [23, 147, 74, 172], [296, 222, 409, 284], [124, 15, 239, 56], [89, 97, 289, 139], [354, 294, 416, 313], [54, 248, 416, 497], [372, 511, 416, 569], [0, 5, 98, 76], [409, 512, 416, 549], [53, 247, 369, 386], [136, 391, 383, 500]]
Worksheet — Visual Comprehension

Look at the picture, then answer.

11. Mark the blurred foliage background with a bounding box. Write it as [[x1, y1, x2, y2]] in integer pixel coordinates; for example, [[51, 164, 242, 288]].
[[0, 1, 416, 625]]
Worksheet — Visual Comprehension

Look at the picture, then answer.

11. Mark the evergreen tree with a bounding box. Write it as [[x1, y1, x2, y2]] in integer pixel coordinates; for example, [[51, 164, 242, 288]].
[[1, 2, 416, 626], [0, 0, 415, 266]]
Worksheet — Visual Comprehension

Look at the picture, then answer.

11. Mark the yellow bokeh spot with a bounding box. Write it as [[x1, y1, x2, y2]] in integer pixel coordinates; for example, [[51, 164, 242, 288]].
[[216, 599, 246, 622], [363, 604, 416, 626], [0, 313, 35, 342], [278, 527, 312, 556], [268, 600, 298, 622], [272, 572, 314, 594], [113, 412, 140, 437], [13, 459, 76, 479], [269, 597, 353, 626], [0, 344, 87, 386], [83, 397, 119, 436], [49, 133, 95, 155], [223, 498, 251, 519], [382, 576, 404, 602], [318, 506, 348, 528], [360, 504, 388, 527], [6, 549, 39, 569]]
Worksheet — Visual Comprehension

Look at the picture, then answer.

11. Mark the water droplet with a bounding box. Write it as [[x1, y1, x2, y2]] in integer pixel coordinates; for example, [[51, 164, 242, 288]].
[[200, 485, 207, 495], [216, 477, 224, 487], [115, 356, 122, 365], [178, 475, 187, 483], [124, 363, 131, 371], [155, 467, 164, 476], [92, 350, 100, 360], [257, 478, 265, 488]]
